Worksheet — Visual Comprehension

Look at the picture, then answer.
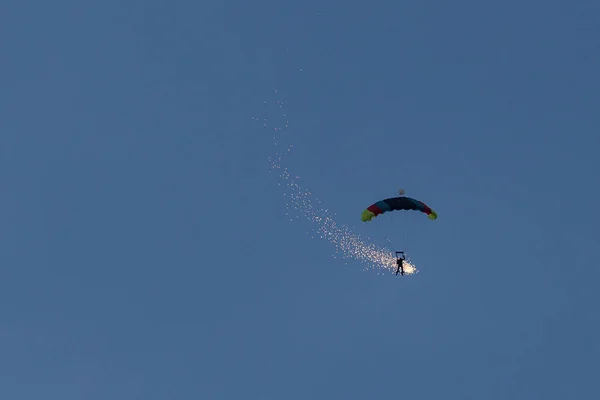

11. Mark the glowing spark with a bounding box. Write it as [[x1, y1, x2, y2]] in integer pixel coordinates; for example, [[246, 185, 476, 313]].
[[263, 90, 418, 276]]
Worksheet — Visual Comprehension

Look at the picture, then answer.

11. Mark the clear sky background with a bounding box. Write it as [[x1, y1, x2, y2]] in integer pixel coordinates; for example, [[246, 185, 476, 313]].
[[2, 1, 599, 399]]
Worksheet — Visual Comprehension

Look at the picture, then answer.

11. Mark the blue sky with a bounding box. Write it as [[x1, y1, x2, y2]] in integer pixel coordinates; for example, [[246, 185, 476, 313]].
[[1, 0, 599, 399]]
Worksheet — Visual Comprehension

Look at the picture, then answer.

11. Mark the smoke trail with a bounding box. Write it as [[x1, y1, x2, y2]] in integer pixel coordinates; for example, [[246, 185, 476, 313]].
[[256, 90, 417, 276]]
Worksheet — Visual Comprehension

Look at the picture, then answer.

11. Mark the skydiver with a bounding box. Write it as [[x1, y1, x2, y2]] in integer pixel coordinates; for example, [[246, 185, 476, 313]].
[[395, 251, 405, 276]]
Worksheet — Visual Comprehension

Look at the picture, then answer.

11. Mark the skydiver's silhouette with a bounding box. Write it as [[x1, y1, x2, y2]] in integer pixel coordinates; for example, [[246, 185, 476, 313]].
[[395, 251, 405, 276]]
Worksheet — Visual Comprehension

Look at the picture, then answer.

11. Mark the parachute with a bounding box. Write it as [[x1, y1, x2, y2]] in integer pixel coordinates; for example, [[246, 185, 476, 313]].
[[361, 196, 438, 222]]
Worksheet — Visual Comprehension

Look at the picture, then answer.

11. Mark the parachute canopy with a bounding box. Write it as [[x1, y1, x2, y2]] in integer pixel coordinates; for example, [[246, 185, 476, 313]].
[[361, 196, 437, 222]]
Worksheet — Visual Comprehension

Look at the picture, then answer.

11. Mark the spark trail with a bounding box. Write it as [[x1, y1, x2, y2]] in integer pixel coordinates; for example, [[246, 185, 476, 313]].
[[257, 90, 417, 276]]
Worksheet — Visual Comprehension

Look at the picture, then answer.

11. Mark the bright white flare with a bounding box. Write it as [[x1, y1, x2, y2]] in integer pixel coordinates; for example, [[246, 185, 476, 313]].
[[260, 91, 417, 276]]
